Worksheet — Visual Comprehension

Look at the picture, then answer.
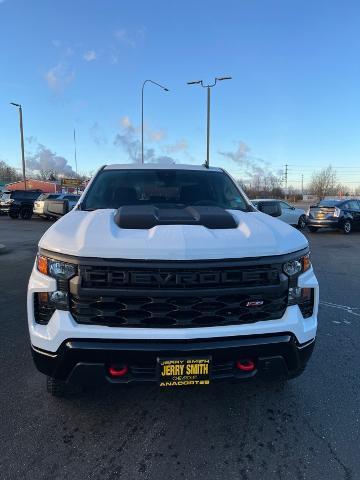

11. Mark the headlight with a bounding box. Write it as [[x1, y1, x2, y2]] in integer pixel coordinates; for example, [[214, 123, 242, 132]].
[[283, 253, 311, 276], [334, 207, 340, 218], [36, 254, 77, 279], [35, 255, 77, 318]]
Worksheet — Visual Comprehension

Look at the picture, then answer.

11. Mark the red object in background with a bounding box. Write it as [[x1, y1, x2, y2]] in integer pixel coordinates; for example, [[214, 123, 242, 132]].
[[5, 179, 61, 193]]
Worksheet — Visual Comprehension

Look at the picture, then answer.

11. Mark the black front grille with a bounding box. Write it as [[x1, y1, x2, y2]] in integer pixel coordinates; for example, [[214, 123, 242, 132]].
[[70, 291, 288, 328]]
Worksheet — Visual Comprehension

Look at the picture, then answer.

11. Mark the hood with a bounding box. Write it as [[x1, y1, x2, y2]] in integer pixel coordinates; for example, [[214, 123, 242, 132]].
[[38, 209, 308, 260]]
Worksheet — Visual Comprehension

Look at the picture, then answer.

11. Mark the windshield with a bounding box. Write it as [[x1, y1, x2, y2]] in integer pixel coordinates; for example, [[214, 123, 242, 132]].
[[82, 169, 249, 212]]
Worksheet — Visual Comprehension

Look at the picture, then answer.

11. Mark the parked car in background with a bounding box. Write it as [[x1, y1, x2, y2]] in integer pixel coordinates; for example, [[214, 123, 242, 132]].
[[42, 194, 80, 219], [306, 199, 360, 234], [33, 193, 80, 218], [1, 190, 43, 219], [252, 199, 307, 229], [0, 192, 10, 215]]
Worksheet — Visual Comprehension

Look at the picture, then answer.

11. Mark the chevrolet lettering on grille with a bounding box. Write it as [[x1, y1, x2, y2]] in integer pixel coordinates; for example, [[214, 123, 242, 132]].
[[82, 267, 279, 288]]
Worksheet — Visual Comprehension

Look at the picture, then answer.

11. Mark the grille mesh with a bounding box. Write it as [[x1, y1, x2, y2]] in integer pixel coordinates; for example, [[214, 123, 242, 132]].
[[70, 291, 288, 328]]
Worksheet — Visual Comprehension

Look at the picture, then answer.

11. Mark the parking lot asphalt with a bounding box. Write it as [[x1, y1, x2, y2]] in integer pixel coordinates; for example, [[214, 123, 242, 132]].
[[0, 216, 359, 480]]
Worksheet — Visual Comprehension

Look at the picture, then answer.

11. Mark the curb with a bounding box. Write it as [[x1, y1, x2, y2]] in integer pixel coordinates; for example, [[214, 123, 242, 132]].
[[0, 244, 7, 254]]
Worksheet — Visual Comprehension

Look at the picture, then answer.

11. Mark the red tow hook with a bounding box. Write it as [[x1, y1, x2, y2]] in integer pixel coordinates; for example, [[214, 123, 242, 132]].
[[108, 365, 128, 377], [236, 359, 255, 372]]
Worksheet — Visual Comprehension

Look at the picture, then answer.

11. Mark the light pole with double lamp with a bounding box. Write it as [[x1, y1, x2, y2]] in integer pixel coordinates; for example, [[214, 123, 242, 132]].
[[187, 76, 232, 168], [141, 80, 169, 164], [10, 102, 27, 189]]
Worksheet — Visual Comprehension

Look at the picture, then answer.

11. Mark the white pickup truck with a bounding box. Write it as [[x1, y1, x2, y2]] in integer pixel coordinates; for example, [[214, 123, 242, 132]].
[[27, 164, 318, 395]]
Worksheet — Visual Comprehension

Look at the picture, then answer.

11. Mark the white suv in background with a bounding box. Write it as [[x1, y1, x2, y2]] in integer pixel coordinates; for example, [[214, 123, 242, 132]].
[[252, 199, 307, 229], [33, 193, 80, 218]]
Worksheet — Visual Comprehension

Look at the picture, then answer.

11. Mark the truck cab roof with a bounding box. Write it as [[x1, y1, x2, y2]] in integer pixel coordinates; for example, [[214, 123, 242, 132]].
[[103, 163, 224, 172]]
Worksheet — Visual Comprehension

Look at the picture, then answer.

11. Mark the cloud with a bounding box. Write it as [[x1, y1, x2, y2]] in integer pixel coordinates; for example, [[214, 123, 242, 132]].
[[52, 40, 61, 48], [83, 50, 97, 62], [114, 117, 176, 164], [45, 62, 75, 92], [26, 143, 77, 176], [114, 29, 136, 48], [219, 141, 276, 181], [147, 128, 166, 142], [163, 140, 188, 154], [90, 122, 107, 146]]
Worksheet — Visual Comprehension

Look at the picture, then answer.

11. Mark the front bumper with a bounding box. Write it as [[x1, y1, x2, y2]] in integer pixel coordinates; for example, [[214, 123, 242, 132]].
[[31, 334, 315, 384]]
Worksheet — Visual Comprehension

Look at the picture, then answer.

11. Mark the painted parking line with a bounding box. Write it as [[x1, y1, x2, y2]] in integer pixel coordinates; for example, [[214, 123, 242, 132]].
[[320, 301, 360, 318]]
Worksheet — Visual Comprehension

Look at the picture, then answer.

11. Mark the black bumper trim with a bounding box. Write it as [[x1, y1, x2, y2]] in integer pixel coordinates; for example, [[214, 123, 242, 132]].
[[31, 334, 315, 385], [65, 334, 293, 352]]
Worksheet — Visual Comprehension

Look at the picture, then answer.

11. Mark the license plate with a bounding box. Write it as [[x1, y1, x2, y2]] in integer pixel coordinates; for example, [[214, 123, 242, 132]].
[[158, 357, 211, 387]]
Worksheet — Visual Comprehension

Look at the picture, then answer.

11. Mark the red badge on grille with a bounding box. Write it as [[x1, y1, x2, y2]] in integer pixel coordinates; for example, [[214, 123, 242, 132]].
[[246, 300, 264, 307]]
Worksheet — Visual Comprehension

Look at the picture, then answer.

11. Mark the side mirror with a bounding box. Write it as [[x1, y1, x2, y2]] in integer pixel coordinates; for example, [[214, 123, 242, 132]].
[[257, 201, 282, 217], [43, 199, 69, 217]]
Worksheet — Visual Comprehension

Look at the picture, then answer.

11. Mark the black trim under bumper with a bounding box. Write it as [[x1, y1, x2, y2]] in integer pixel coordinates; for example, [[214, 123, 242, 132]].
[[31, 334, 315, 385]]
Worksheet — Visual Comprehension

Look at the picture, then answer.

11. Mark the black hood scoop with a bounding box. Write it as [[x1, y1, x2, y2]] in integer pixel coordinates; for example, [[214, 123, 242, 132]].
[[114, 205, 238, 230]]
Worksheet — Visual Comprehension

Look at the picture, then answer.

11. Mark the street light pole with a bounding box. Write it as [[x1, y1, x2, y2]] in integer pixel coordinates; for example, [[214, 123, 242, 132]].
[[187, 76, 232, 168], [10, 102, 27, 189], [141, 79, 169, 164]]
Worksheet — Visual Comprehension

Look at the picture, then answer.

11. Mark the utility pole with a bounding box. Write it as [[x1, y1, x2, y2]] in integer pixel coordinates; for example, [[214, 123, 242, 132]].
[[187, 76, 232, 168], [10, 102, 27, 190], [206, 86, 210, 168], [284, 164, 288, 199], [73, 128, 78, 194], [301, 174, 304, 196]]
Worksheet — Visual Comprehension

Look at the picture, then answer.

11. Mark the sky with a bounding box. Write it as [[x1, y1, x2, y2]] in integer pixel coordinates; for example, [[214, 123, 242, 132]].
[[1, 0, 360, 189]]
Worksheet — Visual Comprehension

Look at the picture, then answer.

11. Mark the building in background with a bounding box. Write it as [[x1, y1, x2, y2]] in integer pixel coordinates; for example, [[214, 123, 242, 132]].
[[5, 179, 60, 193]]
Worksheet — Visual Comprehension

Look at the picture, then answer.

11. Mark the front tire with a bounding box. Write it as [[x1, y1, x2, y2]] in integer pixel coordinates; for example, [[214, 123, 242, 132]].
[[308, 226, 318, 233], [342, 220, 352, 235], [298, 215, 306, 230], [9, 211, 19, 219], [20, 207, 32, 220]]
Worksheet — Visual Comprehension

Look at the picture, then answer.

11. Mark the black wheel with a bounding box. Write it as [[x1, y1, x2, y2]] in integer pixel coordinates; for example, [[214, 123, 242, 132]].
[[9, 211, 19, 219], [46, 376, 67, 397], [343, 220, 352, 235], [308, 226, 318, 233], [20, 207, 32, 220], [298, 215, 306, 230]]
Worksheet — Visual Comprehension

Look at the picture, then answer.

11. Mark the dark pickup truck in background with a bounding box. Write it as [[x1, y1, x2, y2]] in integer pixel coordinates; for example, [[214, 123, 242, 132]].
[[0, 190, 43, 219]]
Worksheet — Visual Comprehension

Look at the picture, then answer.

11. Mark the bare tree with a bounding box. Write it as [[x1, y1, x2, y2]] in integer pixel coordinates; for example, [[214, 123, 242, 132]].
[[308, 166, 338, 200], [0, 160, 21, 184], [36, 169, 58, 181]]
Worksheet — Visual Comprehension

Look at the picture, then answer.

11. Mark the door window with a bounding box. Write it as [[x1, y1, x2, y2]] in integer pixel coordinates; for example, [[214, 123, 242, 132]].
[[347, 200, 360, 211], [280, 201, 291, 210]]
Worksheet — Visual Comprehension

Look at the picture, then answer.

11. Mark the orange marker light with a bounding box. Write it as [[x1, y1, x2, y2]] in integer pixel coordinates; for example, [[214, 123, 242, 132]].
[[37, 255, 48, 275], [302, 254, 311, 272]]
